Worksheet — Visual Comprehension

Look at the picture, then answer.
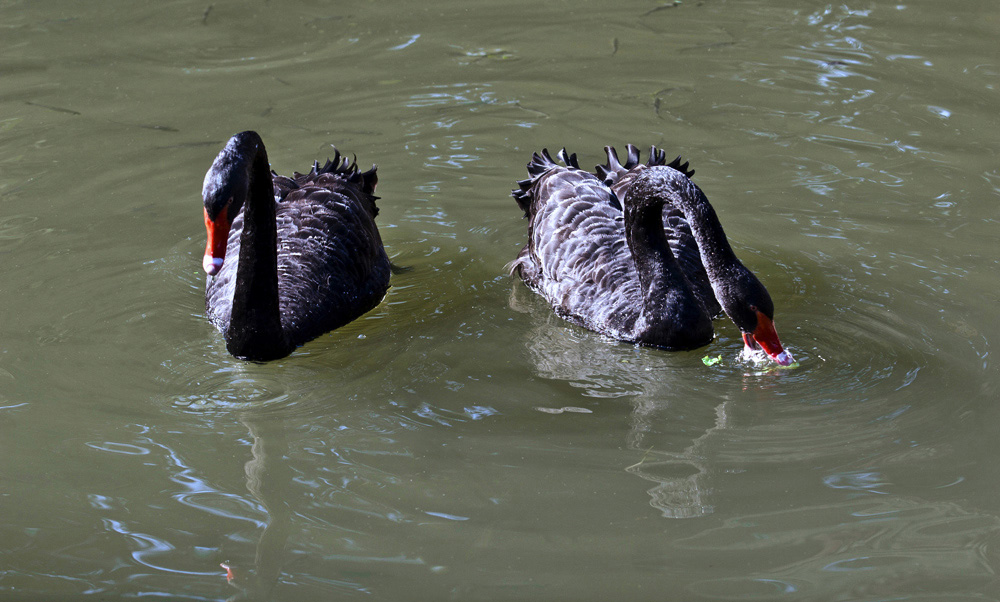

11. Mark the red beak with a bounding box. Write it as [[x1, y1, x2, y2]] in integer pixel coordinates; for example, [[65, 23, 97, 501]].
[[203, 206, 230, 276], [743, 310, 794, 366]]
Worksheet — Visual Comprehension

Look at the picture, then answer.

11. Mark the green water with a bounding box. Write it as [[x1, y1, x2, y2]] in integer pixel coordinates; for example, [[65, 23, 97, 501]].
[[2, 0, 999, 599]]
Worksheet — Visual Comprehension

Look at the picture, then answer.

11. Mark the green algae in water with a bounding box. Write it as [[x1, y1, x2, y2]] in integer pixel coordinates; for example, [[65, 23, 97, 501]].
[[702, 355, 723, 366]]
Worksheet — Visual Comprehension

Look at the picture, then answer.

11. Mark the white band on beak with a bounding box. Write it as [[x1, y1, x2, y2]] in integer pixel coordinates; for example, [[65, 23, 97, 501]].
[[203, 255, 224, 276]]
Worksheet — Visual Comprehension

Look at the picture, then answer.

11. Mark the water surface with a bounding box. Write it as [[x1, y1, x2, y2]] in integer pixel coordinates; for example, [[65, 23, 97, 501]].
[[2, 0, 999, 599]]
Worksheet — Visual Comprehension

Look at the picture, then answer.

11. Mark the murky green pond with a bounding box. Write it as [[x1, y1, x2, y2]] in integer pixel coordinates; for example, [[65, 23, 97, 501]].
[[2, 0, 999, 599]]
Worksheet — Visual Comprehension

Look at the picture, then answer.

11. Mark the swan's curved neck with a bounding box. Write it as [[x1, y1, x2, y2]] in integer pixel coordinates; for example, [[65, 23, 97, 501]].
[[625, 199, 689, 298], [624, 196, 713, 348], [225, 132, 291, 360], [632, 167, 742, 281]]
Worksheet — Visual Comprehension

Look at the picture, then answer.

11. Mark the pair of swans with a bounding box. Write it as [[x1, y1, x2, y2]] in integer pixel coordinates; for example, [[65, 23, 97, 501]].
[[201, 131, 792, 365]]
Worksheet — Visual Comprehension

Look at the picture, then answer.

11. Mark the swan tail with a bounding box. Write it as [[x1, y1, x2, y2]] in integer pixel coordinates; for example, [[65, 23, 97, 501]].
[[505, 248, 537, 283], [596, 144, 643, 186], [512, 146, 692, 219], [309, 148, 380, 196], [556, 148, 580, 169], [291, 147, 381, 217], [511, 148, 564, 217], [597, 145, 696, 185], [641, 145, 694, 177], [512, 178, 534, 217], [594, 146, 622, 184], [660, 150, 695, 178], [647, 146, 667, 167]]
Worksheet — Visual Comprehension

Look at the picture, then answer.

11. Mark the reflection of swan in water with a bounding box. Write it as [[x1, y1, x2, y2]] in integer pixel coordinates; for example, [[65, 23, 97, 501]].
[[511, 284, 728, 519], [623, 399, 728, 519], [222, 414, 293, 601]]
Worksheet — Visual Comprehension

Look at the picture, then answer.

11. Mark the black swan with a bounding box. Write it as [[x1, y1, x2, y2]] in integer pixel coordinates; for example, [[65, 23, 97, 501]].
[[201, 131, 391, 361], [510, 145, 793, 365]]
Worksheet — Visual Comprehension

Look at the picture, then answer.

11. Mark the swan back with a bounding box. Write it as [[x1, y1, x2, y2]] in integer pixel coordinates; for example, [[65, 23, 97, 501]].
[[511, 155, 644, 340]]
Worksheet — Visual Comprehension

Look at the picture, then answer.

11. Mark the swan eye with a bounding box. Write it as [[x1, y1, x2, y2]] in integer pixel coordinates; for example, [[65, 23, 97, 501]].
[[211, 197, 235, 223]]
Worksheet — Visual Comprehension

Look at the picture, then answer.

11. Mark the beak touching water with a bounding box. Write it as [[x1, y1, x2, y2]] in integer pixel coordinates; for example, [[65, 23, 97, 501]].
[[742, 310, 794, 366], [203, 206, 230, 276]]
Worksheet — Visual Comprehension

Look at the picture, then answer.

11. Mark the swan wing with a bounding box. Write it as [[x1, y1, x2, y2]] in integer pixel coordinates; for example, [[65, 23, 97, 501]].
[[205, 165, 389, 345], [275, 182, 390, 346], [512, 163, 644, 340]]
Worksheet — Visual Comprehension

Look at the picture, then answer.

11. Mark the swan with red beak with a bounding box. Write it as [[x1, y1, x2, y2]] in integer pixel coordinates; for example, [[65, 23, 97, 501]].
[[742, 308, 794, 366], [510, 145, 796, 366]]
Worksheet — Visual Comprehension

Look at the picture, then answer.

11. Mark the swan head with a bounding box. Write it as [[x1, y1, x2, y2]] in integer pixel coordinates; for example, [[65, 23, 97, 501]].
[[201, 136, 252, 275], [716, 271, 793, 366]]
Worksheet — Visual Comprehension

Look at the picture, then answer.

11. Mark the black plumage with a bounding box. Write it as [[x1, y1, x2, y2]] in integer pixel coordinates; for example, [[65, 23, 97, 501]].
[[510, 145, 793, 364], [202, 131, 390, 361]]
